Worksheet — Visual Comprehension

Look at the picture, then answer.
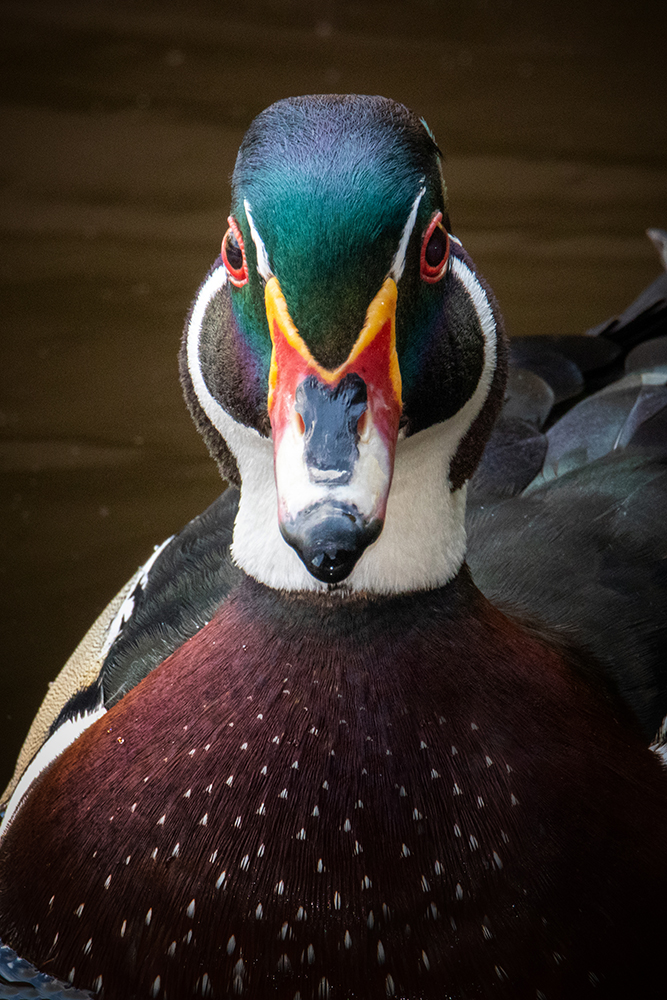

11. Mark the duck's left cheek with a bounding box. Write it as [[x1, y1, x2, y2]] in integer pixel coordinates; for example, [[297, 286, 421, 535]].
[[265, 276, 402, 584]]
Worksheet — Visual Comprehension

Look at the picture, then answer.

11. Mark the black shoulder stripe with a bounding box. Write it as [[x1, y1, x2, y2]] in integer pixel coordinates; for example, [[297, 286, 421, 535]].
[[48, 681, 104, 740], [100, 487, 242, 707]]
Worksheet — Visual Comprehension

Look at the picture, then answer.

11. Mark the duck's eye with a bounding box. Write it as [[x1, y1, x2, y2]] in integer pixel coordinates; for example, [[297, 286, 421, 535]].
[[222, 217, 249, 287], [420, 211, 450, 283]]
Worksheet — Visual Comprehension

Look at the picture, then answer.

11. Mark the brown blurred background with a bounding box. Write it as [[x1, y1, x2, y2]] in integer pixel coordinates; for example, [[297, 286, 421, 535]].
[[1, 0, 666, 791]]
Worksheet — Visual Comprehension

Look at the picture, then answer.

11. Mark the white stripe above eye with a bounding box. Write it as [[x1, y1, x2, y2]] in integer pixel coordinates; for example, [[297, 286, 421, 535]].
[[388, 182, 426, 283], [244, 200, 273, 282]]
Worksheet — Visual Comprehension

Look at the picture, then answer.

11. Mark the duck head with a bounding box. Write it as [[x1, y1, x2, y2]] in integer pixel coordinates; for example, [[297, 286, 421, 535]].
[[180, 95, 507, 593]]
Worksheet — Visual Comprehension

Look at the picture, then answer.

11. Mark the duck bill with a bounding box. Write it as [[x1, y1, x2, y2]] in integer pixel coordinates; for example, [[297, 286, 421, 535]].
[[266, 276, 402, 584]]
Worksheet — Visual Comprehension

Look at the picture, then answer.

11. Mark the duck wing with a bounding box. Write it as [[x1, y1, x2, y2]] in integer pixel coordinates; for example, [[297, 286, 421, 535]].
[[468, 258, 667, 743]]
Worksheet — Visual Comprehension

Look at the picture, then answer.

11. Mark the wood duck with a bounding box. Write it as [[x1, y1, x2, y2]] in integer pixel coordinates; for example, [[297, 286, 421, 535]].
[[1, 96, 667, 1000]]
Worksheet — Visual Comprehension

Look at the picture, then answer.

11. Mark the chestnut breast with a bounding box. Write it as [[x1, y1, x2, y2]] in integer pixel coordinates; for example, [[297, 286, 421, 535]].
[[1, 570, 666, 1000]]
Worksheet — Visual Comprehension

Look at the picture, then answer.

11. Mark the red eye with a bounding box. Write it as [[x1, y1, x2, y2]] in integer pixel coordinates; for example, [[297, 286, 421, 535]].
[[221, 216, 249, 287], [420, 211, 450, 283]]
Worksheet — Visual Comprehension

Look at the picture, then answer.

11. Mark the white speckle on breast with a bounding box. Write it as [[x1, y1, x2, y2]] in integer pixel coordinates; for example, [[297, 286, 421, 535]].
[[120, 920, 127, 937], [186, 899, 196, 919]]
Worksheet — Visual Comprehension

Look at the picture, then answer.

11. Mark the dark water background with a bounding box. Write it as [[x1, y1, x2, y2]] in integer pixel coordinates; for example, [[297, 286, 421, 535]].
[[0, 0, 665, 793]]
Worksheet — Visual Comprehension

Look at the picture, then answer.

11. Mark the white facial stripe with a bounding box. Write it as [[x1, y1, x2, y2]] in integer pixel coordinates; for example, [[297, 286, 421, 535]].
[[388, 183, 426, 283], [185, 264, 298, 584], [340, 254, 498, 594], [243, 199, 273, 282], [0, 701, 107, 839], [444, 256, 498, 458], [186, 265, 262, 450]]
